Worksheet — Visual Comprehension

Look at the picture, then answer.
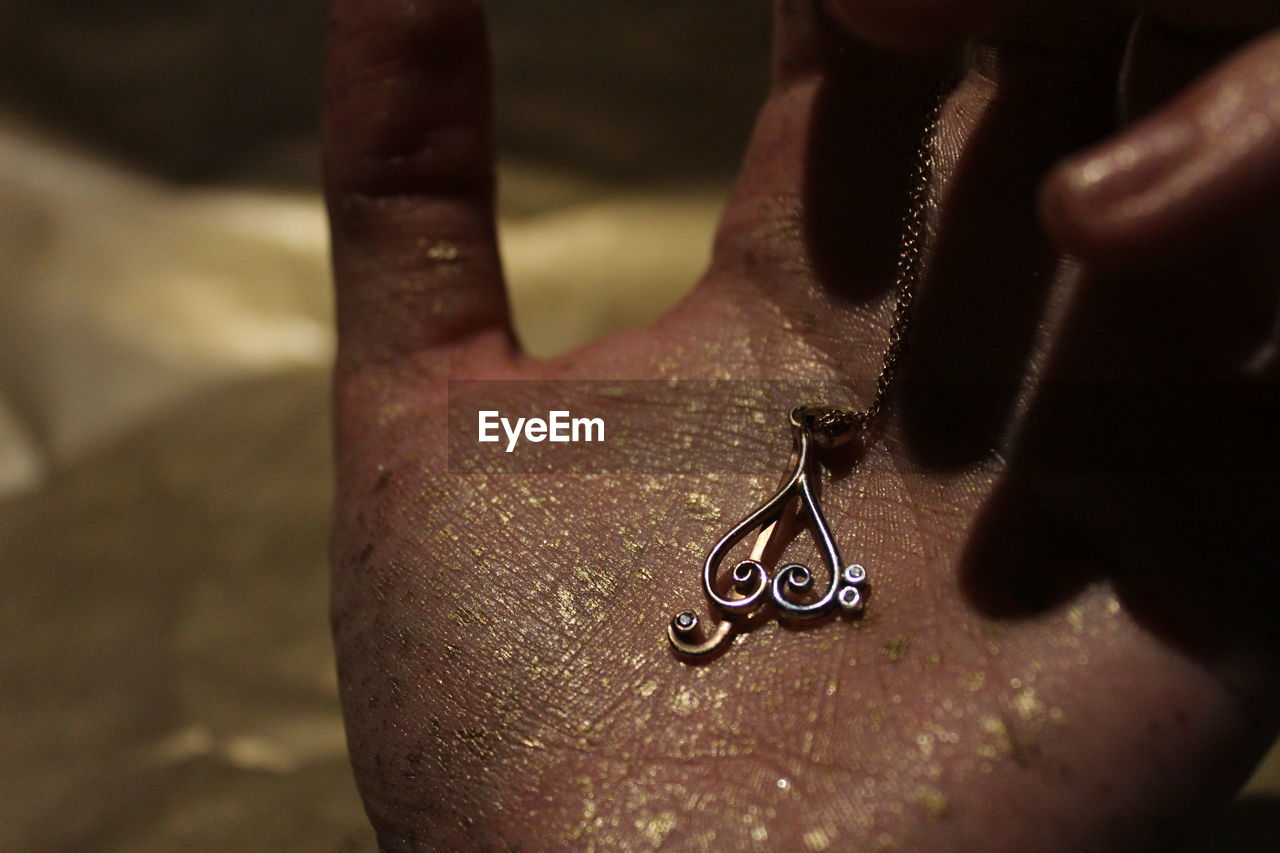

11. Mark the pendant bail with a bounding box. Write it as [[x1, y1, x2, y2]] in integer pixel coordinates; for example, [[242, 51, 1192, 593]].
[[790, 405, 864, 450]]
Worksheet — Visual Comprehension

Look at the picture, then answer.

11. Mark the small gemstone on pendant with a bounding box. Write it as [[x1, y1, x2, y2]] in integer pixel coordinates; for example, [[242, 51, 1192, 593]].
[[838, 585, 863, 613], [843, 564, 866, 586]]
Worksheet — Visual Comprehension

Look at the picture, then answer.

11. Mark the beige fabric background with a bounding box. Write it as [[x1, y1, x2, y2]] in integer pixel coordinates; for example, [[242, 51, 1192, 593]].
[[0, 2, 1274, 850]]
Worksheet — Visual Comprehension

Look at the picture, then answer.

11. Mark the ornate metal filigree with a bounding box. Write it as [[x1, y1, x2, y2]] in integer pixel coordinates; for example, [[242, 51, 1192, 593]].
[[667, 407, 868, 658]]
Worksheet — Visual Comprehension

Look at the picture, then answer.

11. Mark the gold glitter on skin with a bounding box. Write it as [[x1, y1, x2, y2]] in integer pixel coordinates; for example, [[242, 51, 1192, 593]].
[[803, 826, 834, 850], [426, 241, 461, 263], [1012, 686, 1046, 722], [910, 785, 951, 820], [883, 636, 911, 662], [976, 716, 1019, 763], [683, 492, 721, 522], [635, 811, 678, 847]]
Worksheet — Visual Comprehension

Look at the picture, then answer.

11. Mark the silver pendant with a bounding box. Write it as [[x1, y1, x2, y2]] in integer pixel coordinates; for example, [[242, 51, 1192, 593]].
[[667, 407, 868, 658]]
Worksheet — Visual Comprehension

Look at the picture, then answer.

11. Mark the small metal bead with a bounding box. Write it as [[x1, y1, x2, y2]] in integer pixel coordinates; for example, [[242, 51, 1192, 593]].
[[838, 586, 864, 613], [673, 611, 699, 634]]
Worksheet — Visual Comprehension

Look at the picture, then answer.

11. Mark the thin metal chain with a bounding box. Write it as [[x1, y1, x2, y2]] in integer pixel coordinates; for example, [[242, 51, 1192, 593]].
[[798, 91, 945, 447]]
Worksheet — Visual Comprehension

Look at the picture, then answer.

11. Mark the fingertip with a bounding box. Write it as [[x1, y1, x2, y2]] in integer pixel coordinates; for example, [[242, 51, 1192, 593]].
[[1038, 164, 1095, 259], [324, 0, 494, 204], [1037, 135, 1188, 268], [1038, 166, 1124, 269], [1041, 30, 1280, 269]]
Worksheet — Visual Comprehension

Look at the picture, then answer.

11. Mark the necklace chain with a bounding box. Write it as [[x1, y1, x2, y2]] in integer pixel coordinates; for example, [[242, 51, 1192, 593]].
[[797, 91, 944, 447]]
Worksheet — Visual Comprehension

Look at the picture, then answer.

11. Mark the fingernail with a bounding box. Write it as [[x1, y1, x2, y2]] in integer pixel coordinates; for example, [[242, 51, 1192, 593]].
[[1057, 120, 1198, 212]]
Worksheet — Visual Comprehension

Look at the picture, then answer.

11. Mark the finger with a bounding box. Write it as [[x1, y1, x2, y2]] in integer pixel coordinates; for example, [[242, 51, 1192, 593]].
[[707, 0, 950, 311], [324, 0, 512, 366], [898, 3, 1132, 467], [961, 13, 1280, 651], [824, 0, 1019, 52], [1041, 25, 1280, 268]]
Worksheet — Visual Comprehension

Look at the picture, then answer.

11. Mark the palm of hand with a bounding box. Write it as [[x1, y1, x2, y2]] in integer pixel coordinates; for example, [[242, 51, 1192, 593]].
[[326, 2, 1278, 849]]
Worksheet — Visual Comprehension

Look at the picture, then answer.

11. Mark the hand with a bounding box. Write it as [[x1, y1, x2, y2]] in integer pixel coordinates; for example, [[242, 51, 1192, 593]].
[[828, 0, 1280, 261], [324, 1, 1279, 849]]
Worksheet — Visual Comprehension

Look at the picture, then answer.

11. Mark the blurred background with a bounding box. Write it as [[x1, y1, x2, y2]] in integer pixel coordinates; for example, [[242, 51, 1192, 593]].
[[0, 2, 1274, 851]]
